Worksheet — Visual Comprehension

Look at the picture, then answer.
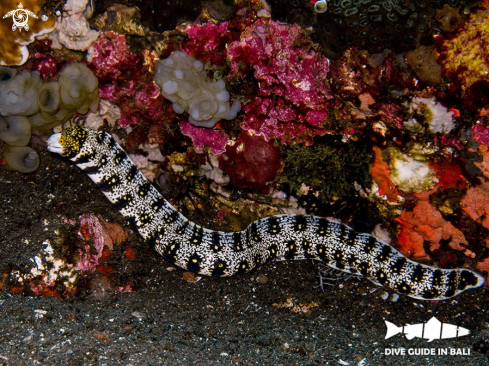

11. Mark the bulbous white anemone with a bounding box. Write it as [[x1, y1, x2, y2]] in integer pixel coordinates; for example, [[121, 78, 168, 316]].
[[154, 51, 241, 128]]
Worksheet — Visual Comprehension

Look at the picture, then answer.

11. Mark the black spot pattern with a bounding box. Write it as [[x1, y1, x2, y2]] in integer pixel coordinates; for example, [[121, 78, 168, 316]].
[[285, 240, 298, 259], [98, 174, 122, 192], [50, 127, 486, 301], [391, 258, 407, 275], [113, 150, 126, 165], [126, 165, 138, 182], [233, 233, 246, 252], [316, 219, 329, 236], [74, 152, 96, 165], [113, 193, 133, 210], [210, 232, 222, 253], [164, 239, 180, 263], [151, 198, 165, 212], [236, 260, 250, 275], [294, 215, 308, 232], [211, 259, 228, 277], [190, 226, 204, 246], [187, 253, 202, 273], [376, 245, 392, 262], [83, 165, 100, 175], [267, 217, 282, 235], [137, 182, 150, 197], [175, 221, 189, 235], [267, 244, 278, 261]]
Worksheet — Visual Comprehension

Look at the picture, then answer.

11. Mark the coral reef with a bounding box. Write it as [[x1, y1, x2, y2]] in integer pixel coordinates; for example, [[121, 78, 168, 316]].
[[461, 182, 489, 231], [405, 97, 455, 134], [387, 147, 436, 194], [281, 136, 372, 200], [86, 31, 171, 142], [47, 0, 99, 51], [180, 120, 229, 155], [370, 146, 401, 203], [219, 131, 283, 192], [87, 31, 136, 81], [405, 45, 442, 86], [438, 0, 489, 96], [155, 51, 241, 128], [3, 0, 489, 299], [74, 215, 127, 271], [181, 21, 237, 66], [268, 0, 464, 59], [227, 19, 332, 145]]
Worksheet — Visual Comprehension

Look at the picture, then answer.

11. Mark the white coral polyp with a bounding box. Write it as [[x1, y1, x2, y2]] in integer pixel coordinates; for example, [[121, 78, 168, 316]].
[[155, 51, 241, 128]]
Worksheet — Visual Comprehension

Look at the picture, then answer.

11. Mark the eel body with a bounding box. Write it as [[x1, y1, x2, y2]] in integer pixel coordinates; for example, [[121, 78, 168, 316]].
[[47, 127, 486, 300]]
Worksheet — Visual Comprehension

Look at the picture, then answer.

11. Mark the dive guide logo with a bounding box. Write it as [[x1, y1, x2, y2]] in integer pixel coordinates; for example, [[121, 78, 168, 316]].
[[385, 316, 470, 342], [2, 3, 46, 32], [384, 316, 472, 357]]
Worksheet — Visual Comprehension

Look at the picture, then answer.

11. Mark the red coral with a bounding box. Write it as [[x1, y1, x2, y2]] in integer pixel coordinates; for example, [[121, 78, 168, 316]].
[[432, 159, 467, 190], [118, 81, 169, 128], [28, 54, 60, 81], [439, 136, 464, 150], [371, 146, 400, 202], [219, 131, 283, 192], [227, 19, 332, 145], [395, 200, 468, 261], [377, 103, 404, 129]]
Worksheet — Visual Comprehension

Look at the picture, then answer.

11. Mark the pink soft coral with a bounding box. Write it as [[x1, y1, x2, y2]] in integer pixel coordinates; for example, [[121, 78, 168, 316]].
[[87, 31, 137, 82], [180, 120, 229, 155], [227, 19, 332, 145], [181, 22, 238, 65]]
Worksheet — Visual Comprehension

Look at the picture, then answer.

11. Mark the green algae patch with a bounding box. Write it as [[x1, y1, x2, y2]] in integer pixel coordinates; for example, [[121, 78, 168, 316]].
[[280, 136, 372, 200]]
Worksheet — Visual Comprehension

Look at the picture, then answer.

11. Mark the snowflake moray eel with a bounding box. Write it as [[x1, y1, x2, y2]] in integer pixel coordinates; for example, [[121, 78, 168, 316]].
[[47, 127, 486, 300]]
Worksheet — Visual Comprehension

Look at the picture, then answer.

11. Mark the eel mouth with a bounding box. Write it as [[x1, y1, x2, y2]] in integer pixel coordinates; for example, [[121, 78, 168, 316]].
[[46, 133, 63, 154]]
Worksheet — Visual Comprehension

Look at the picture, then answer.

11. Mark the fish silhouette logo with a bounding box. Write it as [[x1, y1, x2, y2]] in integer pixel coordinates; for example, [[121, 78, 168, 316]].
[[3, 3, 41, 32], [385, 316, 470, 342]]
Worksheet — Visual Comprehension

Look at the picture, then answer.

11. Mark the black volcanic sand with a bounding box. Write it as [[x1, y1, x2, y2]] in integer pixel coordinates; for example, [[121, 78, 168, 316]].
[[1, 145, 488, 365]]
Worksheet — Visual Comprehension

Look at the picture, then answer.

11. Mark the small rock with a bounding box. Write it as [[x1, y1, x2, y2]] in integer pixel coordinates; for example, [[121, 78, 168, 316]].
[[93, 332, 110, 341], [183, 272, 195, 282]]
